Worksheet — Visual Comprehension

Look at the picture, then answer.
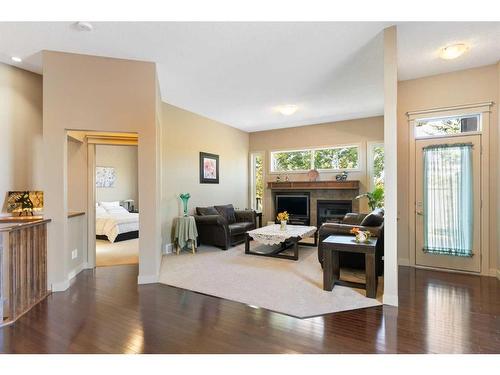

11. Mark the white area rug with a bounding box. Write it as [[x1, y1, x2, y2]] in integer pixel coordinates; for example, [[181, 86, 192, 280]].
[[159, 243, 381, 318], [96, 238, 139, 267]]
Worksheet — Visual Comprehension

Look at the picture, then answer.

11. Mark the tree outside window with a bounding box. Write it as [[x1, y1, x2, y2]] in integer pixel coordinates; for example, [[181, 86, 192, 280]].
[[271, 146, 359, 172], [373, 145, 384, 187]]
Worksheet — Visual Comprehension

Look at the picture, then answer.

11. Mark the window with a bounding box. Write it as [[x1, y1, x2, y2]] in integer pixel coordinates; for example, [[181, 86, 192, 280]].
[[250, 152, 264, 211], [270, 145, 359, 172], [415, 114, 480, 138], [368, 142, 384, 190]]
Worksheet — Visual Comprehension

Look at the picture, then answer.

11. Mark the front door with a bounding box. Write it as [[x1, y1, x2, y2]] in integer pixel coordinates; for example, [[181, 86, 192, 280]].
[[415, 135, 481, 273]]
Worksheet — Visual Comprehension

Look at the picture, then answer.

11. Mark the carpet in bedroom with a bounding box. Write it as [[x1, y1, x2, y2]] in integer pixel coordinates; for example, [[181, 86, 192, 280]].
[[159, 242, 382, 318], [96, 238, 139, 267]]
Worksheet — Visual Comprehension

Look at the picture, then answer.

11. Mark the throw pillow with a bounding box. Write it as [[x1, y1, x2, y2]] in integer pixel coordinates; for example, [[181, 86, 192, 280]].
[[196, 206, 219, 216], [214, 204, 236, 224], [360, 209, 384, 227]]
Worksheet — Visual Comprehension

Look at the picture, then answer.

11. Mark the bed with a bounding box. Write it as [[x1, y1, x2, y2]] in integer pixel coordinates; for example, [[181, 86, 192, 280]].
[[96, 202, 139, 242]]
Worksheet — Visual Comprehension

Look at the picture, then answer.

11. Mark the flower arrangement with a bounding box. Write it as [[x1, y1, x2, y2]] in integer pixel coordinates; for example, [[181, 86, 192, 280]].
[[277, 211, 289, 231], [277, 211, 289, 222], [350, 227, 371, 243]]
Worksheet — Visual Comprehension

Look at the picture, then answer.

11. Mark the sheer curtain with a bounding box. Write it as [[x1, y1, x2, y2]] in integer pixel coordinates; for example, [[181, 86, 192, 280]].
[[423, 143, 473, 257]]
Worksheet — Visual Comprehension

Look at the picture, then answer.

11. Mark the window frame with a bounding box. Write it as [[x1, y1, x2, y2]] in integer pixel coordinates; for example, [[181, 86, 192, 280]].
[[269, 144, 361, 174]]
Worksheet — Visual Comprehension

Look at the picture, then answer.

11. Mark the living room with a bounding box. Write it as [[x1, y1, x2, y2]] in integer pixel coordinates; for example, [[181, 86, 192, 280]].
[[1, 6, 499, 366]]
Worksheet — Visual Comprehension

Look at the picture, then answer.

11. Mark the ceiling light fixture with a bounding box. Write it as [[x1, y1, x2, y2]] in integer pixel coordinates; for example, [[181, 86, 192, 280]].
[[440, 43, 469, 60], [11, 56, 22, 63], [75, 21, 94, 32], [276, 104, 298, 116]]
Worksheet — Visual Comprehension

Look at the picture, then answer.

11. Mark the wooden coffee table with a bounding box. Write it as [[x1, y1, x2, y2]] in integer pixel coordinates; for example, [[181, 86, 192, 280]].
[[245, 224, 317, 261], [321, 235, 378, 298]]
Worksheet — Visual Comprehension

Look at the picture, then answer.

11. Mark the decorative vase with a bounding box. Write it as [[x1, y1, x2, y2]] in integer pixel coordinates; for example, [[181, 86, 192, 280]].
[[355, 231, 370, 243], [179, 193, 191, 216], [280, 220, 287, 231]]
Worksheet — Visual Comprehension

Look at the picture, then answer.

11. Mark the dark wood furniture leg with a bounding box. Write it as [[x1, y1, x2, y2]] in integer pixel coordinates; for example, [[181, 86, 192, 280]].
[[323, 248, 339, 291], [245, 233, 251, 254], [292, 238, 299, 261], [365, 252, 377, 298]]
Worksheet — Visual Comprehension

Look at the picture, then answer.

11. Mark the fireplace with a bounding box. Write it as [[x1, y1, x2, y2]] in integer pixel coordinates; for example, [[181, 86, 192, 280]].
[[317, 200, 352, 226]]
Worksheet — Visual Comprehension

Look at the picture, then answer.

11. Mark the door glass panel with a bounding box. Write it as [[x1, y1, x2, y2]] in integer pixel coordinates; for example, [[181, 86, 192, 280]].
[[423, 143, 473, 257]]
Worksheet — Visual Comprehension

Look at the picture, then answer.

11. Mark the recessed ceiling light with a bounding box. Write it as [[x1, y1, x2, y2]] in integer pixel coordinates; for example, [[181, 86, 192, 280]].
[[440, 43, 469, 60], [276, 104, 298, 116], [75, 21, 93, 32], [11, 56, 22, 63]]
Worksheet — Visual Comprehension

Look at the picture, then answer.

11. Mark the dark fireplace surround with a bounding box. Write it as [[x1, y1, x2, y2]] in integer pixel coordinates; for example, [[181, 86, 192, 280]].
[[271, 184, 359, 227], [316, 200, 352, 226]]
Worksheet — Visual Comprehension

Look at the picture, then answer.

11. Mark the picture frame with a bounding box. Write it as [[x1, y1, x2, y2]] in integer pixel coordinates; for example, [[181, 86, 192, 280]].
[[96, 166, 116, 188], [199, 152, 219, 184]]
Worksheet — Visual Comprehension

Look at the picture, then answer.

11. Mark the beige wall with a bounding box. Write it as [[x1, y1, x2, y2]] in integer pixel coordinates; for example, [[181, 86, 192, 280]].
[[161, 103, 249, 245], [249, 116, 384, 223], [397, 64, 499, 274], [96, 144, 139, 208], [0, 63, 43, 212], [67, 138, 88, 212], [43, 51, 161, 289]]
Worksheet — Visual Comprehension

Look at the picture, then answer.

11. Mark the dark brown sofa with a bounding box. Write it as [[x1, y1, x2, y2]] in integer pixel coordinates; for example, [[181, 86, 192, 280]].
[[318, 209, 384, 276], [194, 204, 257, 250]]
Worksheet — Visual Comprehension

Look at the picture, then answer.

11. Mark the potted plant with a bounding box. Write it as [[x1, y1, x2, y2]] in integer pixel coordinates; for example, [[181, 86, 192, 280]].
[[355, 185, 384, 211], [277, 211, 289, 231]]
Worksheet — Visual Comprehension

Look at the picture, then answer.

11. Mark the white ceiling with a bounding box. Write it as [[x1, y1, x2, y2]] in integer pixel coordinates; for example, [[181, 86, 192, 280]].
[[0, 22, 498, 132]]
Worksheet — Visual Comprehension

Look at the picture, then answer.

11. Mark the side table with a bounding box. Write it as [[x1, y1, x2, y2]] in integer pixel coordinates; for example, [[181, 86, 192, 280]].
[[173, 216, 198, 255], [321, 234, 378, 298]]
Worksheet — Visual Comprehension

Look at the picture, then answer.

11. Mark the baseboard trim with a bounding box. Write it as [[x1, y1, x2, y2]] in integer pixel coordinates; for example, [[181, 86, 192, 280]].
[[383, 294, 398, 306], [51, 279, 70, 292], [398, 258, 410, 266], [138, 273, 159, 284], [163, 243, 174, 255], [68, 263, 85, 281]]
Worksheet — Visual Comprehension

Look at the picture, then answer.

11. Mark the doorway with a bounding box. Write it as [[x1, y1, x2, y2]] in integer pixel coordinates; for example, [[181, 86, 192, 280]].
[[94, 143, 139, 267], [415, 134, 481, 273]]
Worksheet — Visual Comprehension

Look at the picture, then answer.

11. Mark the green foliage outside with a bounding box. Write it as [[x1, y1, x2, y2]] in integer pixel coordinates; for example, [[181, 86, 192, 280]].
[[373, 145, 384, 187], [314, 147, 358, 169], [255, 155, 264, 210], [272, 150, 312, 171], [272, 147, 358, 172]]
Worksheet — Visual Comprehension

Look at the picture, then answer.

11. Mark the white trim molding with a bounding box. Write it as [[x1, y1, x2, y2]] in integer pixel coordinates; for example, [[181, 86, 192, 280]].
[[138, 273, 159, 284], [406, 101, 494, 119], [383, 294, 398, 307]]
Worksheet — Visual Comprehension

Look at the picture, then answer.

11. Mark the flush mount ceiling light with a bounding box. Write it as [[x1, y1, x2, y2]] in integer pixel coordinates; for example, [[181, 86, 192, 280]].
[[75, 21, 94, 32], [440, 43, 469, 60], [276, 104, 298, 116], [11, 56, 22, 63]]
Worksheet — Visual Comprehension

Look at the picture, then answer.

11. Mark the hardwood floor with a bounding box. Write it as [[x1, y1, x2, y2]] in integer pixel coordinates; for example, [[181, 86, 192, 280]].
[[1, 265, 499, 353]]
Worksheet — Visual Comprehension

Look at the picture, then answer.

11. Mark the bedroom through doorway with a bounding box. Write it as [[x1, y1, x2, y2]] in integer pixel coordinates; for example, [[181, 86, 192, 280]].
[[94, 142, 139, 267]]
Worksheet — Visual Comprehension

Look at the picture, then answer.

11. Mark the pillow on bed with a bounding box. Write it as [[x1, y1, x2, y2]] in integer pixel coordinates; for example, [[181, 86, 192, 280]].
[[100, 201, 121, 208], [96, 206, 107, 216], [105, 206, 129, 214]]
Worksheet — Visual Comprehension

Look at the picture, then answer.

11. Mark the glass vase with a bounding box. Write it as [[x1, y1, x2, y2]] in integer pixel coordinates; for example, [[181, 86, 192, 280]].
[[179, 193, 191, 217]]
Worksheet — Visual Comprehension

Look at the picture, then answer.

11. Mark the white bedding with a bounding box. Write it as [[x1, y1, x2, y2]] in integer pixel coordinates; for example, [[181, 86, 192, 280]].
[[96, 211, 139, 243]]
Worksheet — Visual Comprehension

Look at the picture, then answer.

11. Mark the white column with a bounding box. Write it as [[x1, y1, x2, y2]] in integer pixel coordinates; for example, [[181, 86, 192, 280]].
[[497, 61, 500, 281], [383, 26, 399, 306]]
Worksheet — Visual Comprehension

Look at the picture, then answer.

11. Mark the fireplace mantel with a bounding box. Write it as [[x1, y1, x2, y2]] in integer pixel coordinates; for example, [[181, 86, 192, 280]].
[[267, 180, 359, 190]]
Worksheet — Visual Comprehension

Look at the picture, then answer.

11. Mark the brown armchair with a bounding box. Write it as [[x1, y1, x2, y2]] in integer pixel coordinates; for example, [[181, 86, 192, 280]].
[[318, 209, 384, 275], [194, 204, 256, 250]]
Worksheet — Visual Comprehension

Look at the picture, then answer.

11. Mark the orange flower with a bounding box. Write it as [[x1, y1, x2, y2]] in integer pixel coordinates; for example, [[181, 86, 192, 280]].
[[350, 227, 360, 234]]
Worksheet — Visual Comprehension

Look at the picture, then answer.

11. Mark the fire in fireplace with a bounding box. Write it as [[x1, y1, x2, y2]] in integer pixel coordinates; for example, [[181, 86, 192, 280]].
[[317, 200, 352, 226]]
